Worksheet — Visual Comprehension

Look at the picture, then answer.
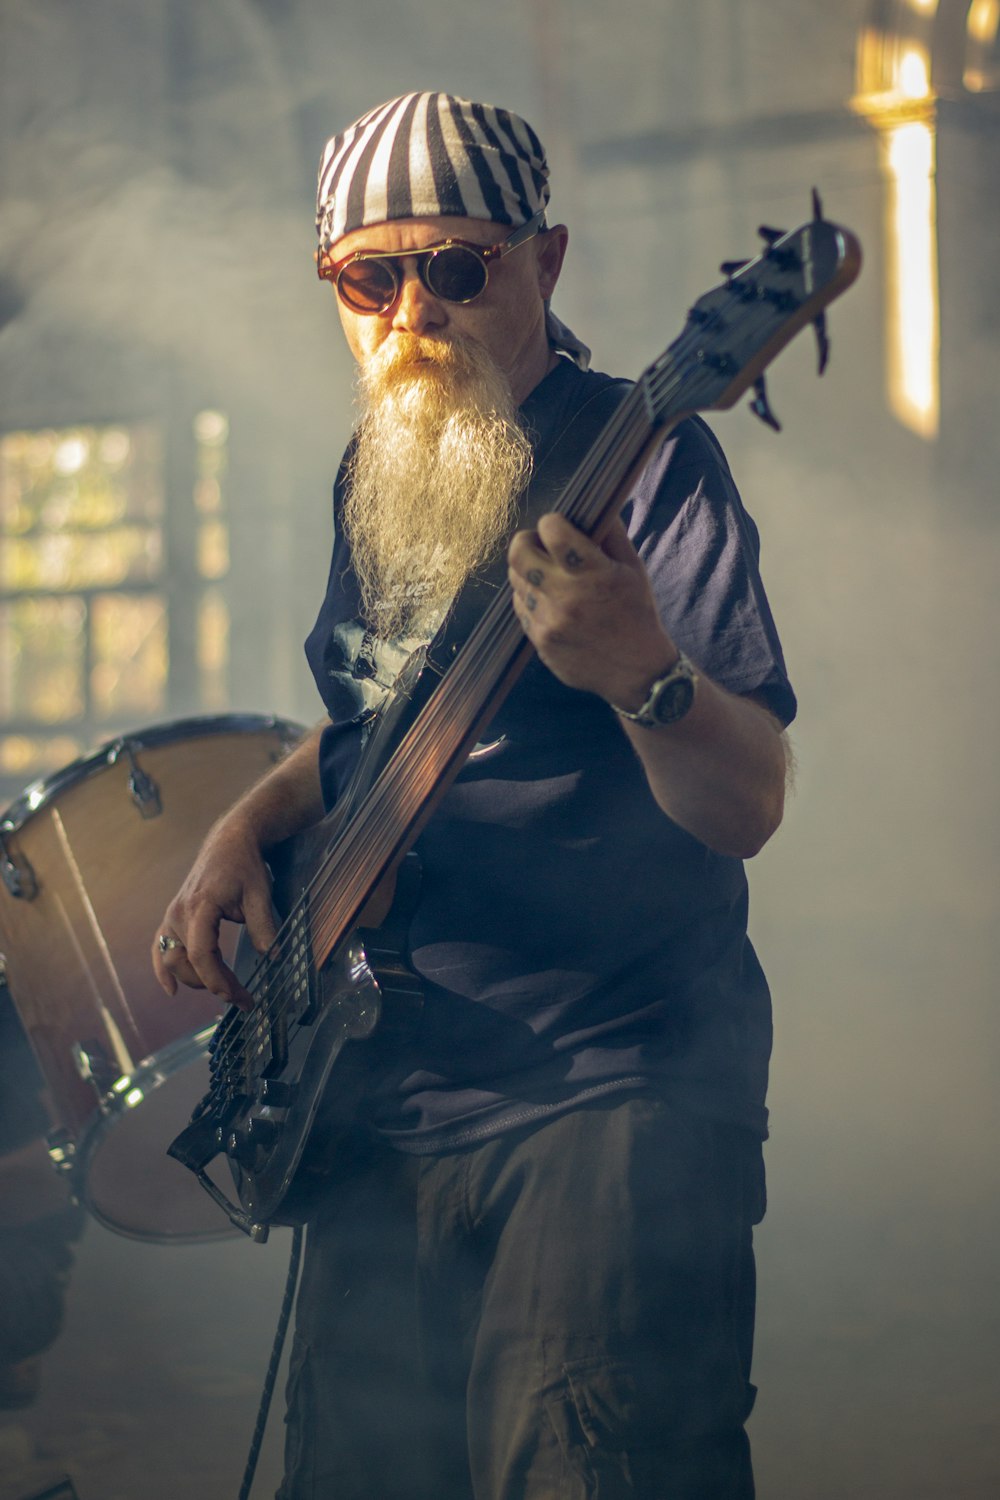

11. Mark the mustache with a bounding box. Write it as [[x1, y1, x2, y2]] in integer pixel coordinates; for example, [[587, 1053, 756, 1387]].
[[360, 331, 491, 391]]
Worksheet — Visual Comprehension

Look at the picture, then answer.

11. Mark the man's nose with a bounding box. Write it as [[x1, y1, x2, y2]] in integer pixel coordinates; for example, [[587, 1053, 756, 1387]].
[[391, 263, 447, 336]]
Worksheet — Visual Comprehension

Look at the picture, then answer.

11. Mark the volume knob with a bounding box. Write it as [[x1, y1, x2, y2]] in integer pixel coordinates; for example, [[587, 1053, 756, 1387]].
[[257, 1078, 296, 1108]]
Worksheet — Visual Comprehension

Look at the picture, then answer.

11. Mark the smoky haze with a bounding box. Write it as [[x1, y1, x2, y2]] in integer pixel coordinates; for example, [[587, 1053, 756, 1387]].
[[0, 3, 998, 1499]]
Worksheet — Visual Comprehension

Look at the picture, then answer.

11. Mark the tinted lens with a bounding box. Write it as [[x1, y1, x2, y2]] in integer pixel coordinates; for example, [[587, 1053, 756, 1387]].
[[337, 259, 398, 313], [424, 246, 488, 304]]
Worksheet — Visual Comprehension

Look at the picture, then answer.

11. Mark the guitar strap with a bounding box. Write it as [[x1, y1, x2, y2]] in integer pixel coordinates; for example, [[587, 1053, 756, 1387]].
[[425, 371, 632, 675]]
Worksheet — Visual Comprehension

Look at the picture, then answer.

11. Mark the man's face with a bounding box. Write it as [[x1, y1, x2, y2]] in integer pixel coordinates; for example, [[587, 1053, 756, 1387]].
[[325, 215, 568, 406]]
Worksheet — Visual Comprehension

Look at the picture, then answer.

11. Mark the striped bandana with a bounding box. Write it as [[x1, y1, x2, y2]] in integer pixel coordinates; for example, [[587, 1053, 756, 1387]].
[[316, 92, 590, 369]]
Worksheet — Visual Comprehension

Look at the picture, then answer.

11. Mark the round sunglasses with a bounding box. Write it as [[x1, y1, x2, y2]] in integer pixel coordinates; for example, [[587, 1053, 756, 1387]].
[[316, 210, 546, 315]]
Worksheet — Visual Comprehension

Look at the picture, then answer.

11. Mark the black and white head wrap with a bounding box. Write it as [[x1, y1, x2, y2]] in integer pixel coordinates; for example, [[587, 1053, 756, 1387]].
[[316, 92, 590, 369]]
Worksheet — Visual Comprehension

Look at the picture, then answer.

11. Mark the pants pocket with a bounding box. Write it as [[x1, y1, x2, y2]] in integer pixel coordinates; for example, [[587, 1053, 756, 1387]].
[[544, 1356, 645, 1499], [546, 1354, 755, 1500], [276, 1332, 314, 1500]]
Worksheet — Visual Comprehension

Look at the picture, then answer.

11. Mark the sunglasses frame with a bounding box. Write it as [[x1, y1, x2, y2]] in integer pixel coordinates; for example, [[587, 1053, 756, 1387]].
[[317, 210, 547, 314]]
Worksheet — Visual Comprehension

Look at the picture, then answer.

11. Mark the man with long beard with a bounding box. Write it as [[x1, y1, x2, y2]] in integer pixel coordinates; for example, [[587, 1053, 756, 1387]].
[[154, 93, 795, 1500]]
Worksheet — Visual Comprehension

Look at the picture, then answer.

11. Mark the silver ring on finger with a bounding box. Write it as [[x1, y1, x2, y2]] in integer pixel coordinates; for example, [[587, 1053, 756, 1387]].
[[158, 933, 185, 954]]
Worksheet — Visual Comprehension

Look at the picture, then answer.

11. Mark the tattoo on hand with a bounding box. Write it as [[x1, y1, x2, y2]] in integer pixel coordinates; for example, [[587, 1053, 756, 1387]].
[[564, 548, 582, 570], [526, 568, 544, 587], [525, 592, 538, 612]]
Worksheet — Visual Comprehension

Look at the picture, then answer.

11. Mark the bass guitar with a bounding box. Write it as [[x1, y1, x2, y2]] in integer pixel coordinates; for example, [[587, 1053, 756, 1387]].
[[169, 194, 861, 1240]]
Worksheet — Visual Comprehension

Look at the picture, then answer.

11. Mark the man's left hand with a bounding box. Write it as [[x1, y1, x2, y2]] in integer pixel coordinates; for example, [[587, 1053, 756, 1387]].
[[508, 511, 788, 859], [508, 513, 677, 709]]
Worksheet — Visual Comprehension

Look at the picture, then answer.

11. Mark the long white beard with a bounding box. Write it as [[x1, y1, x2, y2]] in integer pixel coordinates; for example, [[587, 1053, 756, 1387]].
[[343, 332, 533, 640]]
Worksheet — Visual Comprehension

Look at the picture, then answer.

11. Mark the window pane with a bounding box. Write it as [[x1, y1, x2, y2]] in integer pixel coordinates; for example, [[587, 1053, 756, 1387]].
[[1, 525, 163, 592], [0, 597, 86, 721], [197, 587, 229, 710], [196, 520, 229, 580], [0, 734, 82, 783], [194, 409, 227, 515], [0, 424, 164, 534], [90, 593, 167, 720]]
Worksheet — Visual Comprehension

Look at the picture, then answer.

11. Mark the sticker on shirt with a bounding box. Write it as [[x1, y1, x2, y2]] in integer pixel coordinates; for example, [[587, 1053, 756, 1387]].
[[327, 595, 451, 719]]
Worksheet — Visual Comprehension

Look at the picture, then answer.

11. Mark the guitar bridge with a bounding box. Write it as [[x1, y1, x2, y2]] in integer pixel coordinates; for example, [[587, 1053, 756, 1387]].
[[167, 1109, 270, 1242]]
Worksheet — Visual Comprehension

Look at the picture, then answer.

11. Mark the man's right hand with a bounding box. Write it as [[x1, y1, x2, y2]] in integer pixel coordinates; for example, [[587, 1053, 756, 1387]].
[[151, 722, 329, 1011], [152, 813, 278, 1010]]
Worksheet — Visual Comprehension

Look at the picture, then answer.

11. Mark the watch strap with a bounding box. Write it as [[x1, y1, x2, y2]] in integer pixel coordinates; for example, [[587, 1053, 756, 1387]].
[[612, 651, 698, 726]]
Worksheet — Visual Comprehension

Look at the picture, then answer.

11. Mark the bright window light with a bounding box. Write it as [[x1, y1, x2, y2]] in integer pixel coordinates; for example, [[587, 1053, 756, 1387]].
[[884, 121, 940, 438]]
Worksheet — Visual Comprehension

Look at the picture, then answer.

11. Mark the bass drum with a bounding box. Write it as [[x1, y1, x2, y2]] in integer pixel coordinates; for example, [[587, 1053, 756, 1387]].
[[0, 714, 303, 1243]]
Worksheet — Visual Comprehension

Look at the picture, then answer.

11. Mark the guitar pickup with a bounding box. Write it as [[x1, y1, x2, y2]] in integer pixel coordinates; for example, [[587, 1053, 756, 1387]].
[[284, 906, 319, 1024], [245, 1005, 289, 1083]]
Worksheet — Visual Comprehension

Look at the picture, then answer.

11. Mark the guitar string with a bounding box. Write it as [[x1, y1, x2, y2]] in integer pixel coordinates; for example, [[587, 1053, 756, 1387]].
[[206, 377, 655, 1093], [277, 261, 833, 972], [207, 356, 691, 1095], [210, 225, 860, 1121], [210, 265, 812, 1097], [221, 238, 828, 1056], [208, 332, 761, 1101], [208, 340, 734, 1096]]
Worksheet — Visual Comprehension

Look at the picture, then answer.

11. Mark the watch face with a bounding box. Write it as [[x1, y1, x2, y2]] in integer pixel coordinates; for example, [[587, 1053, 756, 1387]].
[[650, 673, 695, 724]]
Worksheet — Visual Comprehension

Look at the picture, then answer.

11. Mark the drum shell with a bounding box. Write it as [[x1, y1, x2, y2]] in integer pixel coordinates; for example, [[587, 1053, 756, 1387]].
[[0, 715, 302, 1241]]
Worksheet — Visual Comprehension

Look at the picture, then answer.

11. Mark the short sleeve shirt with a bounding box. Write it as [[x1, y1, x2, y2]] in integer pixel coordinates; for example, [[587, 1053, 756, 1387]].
[[305, 360, 795, 1152]]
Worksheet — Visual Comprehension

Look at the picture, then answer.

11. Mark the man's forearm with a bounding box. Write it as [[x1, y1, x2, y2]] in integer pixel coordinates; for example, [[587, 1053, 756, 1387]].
[[618, 680, 788, 859], [219, 720, 328, 848], [152, 721, 330, 1002]]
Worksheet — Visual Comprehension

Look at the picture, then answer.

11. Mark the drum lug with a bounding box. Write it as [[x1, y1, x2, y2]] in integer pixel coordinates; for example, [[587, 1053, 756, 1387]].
[[275, 721, 302, 760], [46, 1125, 78, 1178], [0, 830, 37, 900], [71, 1039, 119, 1102], [107, 739, 162, 818]]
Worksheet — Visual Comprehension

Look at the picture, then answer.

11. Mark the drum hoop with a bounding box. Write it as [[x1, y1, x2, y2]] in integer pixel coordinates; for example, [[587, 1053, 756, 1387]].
[[73, 1023, 230, 1244], [0, 713, 304, 834]]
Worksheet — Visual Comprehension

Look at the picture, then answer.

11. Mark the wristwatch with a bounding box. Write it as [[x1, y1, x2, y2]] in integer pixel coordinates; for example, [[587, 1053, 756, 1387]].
[[612, 651, 699, 728]]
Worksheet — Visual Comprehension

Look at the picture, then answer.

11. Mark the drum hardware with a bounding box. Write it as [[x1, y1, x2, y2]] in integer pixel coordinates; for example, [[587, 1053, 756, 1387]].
[[275, 719, 301, 752], [45, 1125, 77, 1178], [107, 738, 161, 818], [70, 1038, 118, 1098], [0, 712, 305, 1242], [0, 829, 37, 900]]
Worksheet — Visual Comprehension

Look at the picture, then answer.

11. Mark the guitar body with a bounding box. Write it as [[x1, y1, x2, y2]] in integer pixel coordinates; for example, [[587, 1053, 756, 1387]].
[[225, 913, 384, 1226], [223, 846, 422, 1227], [169, 656, 431, 1234]]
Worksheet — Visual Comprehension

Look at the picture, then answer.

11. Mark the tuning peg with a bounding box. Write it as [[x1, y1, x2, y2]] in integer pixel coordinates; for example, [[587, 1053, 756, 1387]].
[[812, 186, 825, 222], [813, 311, 830, 375], [749, 376, 782, 433], [757, 225, 787, 246], [720, 258, 750, 280]]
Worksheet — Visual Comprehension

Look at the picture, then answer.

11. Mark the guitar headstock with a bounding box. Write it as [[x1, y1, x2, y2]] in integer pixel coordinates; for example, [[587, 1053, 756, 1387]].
[[641, 193, 862, 431]]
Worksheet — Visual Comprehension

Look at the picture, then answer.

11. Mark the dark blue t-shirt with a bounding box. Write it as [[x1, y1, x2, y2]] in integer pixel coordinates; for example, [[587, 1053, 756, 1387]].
[[305, 360, 795, 1152]]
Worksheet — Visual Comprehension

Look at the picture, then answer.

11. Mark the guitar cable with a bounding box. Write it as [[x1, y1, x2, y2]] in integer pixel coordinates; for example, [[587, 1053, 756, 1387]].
[[237, 1224, 304, 1500]]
